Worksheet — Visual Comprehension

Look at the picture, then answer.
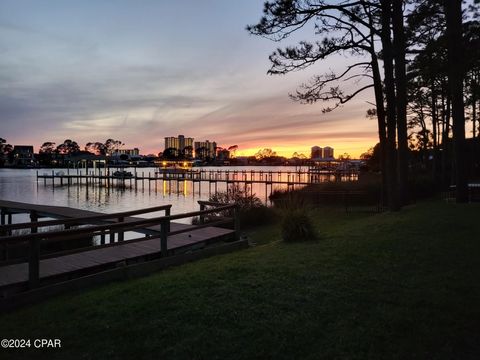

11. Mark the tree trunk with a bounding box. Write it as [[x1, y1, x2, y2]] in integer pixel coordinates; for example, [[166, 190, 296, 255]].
[[392, 0, 409, 205], [440, 81, 447, 186], [381, 0, 400, 211], [431, 77, 439, 182], [472, 73, 477, 139], [443, 93, 452, 186], [366, 3, 388, 207], [371, 50, 388, 207], [445, 0, 468, 202]]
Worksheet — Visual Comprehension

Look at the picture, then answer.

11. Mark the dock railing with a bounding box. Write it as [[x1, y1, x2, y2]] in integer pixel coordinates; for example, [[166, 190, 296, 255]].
[[0, 204, 238, 289], [0, 204, 172, 237]]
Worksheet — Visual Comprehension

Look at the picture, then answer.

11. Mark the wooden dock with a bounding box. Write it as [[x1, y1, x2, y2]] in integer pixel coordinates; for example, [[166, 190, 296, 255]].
[[36, 168, 358, 190], [0, 200, 239, 296]]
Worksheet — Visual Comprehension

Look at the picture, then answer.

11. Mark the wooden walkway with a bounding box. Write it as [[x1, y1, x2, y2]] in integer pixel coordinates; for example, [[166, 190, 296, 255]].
[[0, 226, 233, 288], [0, 200, 237, 292]]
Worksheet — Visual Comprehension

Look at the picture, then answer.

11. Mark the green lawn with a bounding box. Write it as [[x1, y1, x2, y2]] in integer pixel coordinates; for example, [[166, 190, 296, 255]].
[[1, 200, 480, 359]]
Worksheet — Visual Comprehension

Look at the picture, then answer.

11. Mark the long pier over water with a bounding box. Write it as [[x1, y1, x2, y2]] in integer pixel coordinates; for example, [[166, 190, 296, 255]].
[[36, 168, 359, 191]]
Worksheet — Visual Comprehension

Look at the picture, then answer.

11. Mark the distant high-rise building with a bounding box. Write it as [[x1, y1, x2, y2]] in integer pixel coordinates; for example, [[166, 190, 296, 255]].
[[311, 146, 323, 159], [164, 135, 194, 157], [311, 145, 334, 160], [164, 137, 179, 153], [194, 140, 217, 160], [323, 146, 334, 159], [183, 136, 193, 157]]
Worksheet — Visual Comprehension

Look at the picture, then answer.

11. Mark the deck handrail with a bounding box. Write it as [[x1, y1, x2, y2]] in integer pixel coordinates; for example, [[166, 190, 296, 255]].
[[0, 204, 236, 245], [197, 200, 225, 207], [37, 216, 235, 261], [0, 204, 173, 233]]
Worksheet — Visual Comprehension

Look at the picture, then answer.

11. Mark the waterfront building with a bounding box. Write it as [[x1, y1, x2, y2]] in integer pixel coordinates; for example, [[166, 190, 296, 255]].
[[113, 148, 140, 157], [12, 145, 35, 166]]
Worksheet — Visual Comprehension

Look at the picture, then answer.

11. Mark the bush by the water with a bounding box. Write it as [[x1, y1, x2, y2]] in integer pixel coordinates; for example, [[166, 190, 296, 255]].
[[209, 184, 263, 213], [193, 185, 277, 228]]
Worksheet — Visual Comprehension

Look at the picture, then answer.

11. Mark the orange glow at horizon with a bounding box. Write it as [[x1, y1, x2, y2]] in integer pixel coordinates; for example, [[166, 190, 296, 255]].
[[235, 141, 376, 159]]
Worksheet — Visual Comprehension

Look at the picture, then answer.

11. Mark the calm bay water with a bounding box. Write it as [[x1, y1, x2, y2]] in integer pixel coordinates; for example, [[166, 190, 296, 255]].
[[0, 166, 311, 223]]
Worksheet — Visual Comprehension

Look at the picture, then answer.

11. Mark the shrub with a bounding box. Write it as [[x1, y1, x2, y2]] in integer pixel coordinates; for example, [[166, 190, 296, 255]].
[[193, 184, 278, 228], [209, 184, 263, 213], [281, 208, 316, 242], [276, 193, 317, 242]]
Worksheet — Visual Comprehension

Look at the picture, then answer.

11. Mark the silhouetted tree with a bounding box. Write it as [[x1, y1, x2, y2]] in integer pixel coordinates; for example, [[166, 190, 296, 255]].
[[39, 142, 56, 154], [291, 152, 307, 159], [227, 145, 238, 158], [338, 153, 352, 161], [163, 147, 178, 160], [360, 143, 381, 172], [195, 146, 207, 160], [463, 20, 480, 139], [37, 141, 56, 166], [248, 0, 401, 208], [255, 148, 277, 160], [392, 0, 409, 205], [85, 142, 107, 155], [0, 138, 13, 167], [104, 139, 124, 156], [182, 145, 193, 159], [56, 139, 80, 155], [445, 0, 468, 202]]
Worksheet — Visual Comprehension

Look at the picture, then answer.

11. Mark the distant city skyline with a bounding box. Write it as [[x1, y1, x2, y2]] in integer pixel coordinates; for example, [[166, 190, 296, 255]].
[[0, 1, 378, 158]]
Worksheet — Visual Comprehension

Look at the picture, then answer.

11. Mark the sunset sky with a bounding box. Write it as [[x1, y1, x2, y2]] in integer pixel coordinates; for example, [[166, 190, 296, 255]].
[[0, 0, 379, 158]]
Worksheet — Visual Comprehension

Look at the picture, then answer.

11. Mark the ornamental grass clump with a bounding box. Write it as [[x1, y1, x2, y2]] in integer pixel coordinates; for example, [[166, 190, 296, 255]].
[[277, 193, 317, 242], [281, 208, 317, 242]]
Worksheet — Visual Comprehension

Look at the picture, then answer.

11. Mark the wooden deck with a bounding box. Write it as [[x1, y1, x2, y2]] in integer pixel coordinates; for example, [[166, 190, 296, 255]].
[[0, 200, 237, 292], [0, 226, 233, 288]]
